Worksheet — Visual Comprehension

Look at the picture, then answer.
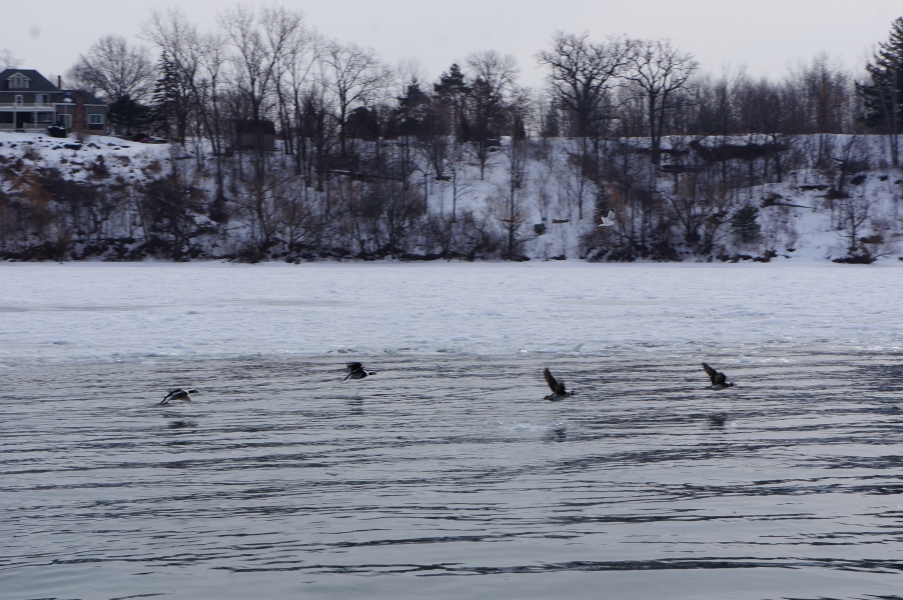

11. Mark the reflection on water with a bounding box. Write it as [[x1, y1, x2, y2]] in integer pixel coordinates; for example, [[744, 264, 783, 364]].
[[3, 350, 903, 599]]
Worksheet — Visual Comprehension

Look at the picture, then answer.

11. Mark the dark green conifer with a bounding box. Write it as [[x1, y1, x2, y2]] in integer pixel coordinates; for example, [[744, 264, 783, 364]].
[[730, 206, 761, 243], [151, 51, 191, 142], [857, 17, 903, 164], [434, 64, 470, 142], [108, 95, 152, 135]]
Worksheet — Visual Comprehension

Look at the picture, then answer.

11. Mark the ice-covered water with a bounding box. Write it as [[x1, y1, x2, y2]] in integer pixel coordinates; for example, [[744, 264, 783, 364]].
[[3, 262, 903, 598], [1, 261, 902, 366]]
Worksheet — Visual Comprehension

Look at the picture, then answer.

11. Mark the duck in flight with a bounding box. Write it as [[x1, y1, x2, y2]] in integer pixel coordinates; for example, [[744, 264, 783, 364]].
[[344, 362, 377, 380], [543, 368, 576, 401], [702, 363, 734, 390], [159, 388, 199, 406]]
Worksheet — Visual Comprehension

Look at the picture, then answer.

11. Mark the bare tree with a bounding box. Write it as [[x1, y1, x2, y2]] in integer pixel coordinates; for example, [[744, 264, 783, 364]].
[[444, 142, 474, 222], [0, 48, 22, 70], [281, 29, 322, 176], [67, 35, 156, 102], [537, 31, 629, 138], [624, 39, 698, 167], [221, 4, 307, 122], [797, 53, 853, 134], [219, 4, 307, 181], [501, 87, 533, 257], [322, 42, 391, 158], [466, 50, 519, 97], [787, 54, 854, 168], [464, 50, 518, 179]]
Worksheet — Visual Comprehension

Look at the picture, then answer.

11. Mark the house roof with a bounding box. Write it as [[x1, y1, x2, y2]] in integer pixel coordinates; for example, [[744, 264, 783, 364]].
[[0, 69, 108, 106], [57, 89, 107, 106], [0, 69, 60, 92]]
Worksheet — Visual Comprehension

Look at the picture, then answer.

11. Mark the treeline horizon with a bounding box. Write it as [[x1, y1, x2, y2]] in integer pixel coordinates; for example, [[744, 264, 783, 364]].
[[1, 8, 902, 263]]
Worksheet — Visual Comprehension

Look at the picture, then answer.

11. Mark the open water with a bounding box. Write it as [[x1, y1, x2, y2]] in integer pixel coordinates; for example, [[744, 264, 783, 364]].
[[3, 349, 903, 599]]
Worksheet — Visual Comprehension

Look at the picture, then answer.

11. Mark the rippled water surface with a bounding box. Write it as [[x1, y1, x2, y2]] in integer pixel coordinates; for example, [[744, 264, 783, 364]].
[[4, 350, 903, 599]]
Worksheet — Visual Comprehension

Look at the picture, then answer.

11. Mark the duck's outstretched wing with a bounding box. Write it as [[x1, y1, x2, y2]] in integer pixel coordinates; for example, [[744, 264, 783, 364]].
[[702, 363, 727, 385], [159, 389, 181, 406], [344, 362, 364, 380], [543, 368, 566, 394]]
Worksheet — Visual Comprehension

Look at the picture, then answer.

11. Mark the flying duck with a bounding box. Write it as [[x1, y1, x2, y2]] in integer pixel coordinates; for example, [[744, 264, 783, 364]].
[[702, 363, 734, 390], [344, 362, 377, 380], [159, 388, 199, 406], [543, 368, 576, 401]]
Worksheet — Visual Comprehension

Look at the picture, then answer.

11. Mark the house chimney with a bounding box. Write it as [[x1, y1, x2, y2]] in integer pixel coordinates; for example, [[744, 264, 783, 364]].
[[74, 90, 86, 132], [57, 75, 61, 89]]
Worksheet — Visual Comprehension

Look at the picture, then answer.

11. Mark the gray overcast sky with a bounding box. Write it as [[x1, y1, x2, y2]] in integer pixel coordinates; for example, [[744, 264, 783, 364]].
[[5, 0, 900, 86]]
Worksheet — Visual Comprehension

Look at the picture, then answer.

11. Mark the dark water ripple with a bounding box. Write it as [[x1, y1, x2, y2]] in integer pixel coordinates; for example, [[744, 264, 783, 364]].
[[3, 350, 903, 598]]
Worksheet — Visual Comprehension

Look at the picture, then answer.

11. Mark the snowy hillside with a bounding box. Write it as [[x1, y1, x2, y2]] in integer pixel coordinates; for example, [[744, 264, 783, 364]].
[[0, 131, 173, 186], [0, 130, 900, 263]]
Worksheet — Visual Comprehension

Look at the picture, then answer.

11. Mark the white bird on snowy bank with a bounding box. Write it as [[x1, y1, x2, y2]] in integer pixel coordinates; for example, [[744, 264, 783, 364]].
[[159, 388, 199, 406], [597, 209, 616, 227]]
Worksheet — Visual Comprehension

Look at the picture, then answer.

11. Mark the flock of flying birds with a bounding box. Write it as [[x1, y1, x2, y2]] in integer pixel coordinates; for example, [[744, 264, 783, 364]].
[[157, 361, 734, 406], [156, 206, 734, 407], [537, 362, 733, 402]]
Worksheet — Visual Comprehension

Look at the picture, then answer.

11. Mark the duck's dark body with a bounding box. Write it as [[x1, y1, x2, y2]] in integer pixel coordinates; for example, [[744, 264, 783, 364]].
[[543, 368, 576, 401], [159, 388, 199, 406], [702, 363, 734, 390], [344, 362, 376, 380]]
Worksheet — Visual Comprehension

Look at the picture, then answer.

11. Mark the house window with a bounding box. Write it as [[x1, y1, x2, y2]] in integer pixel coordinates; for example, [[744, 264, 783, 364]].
[[58, 114, 71, 129], [14, 95, 23, 105], [88, 113, 104, 130], [38, 94, 49, 106], [36, 112, 53, 123], [11, 74, 28, 88]]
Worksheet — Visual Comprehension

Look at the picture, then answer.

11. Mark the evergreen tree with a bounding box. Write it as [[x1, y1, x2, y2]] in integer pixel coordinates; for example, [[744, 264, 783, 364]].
[[541, 101, 561, 138], [730, 206, 761, 243], [434, 64, 470, 141], [390, 80, 432, 139], [108, 95, 153, 135], [466, 76, 509, 178], [857, 17, 903, 165], [345, 106, 380, 141], [152, 51, 192, 143]]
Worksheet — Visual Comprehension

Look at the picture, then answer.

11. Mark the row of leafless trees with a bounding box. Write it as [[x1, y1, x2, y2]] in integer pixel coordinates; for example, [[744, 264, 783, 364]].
[[2, 8, 899, 261], [60, 9, 873, 182]]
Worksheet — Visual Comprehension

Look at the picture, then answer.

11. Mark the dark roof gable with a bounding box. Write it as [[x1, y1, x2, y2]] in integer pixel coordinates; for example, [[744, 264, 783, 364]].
[[0, 69, 60, 92], [54, 89, 107, 106]]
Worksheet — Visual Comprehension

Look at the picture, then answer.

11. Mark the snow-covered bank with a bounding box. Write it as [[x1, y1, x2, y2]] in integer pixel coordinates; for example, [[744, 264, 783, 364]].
[[2, 130, 902, 264], [1, 261, 901, 367]]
